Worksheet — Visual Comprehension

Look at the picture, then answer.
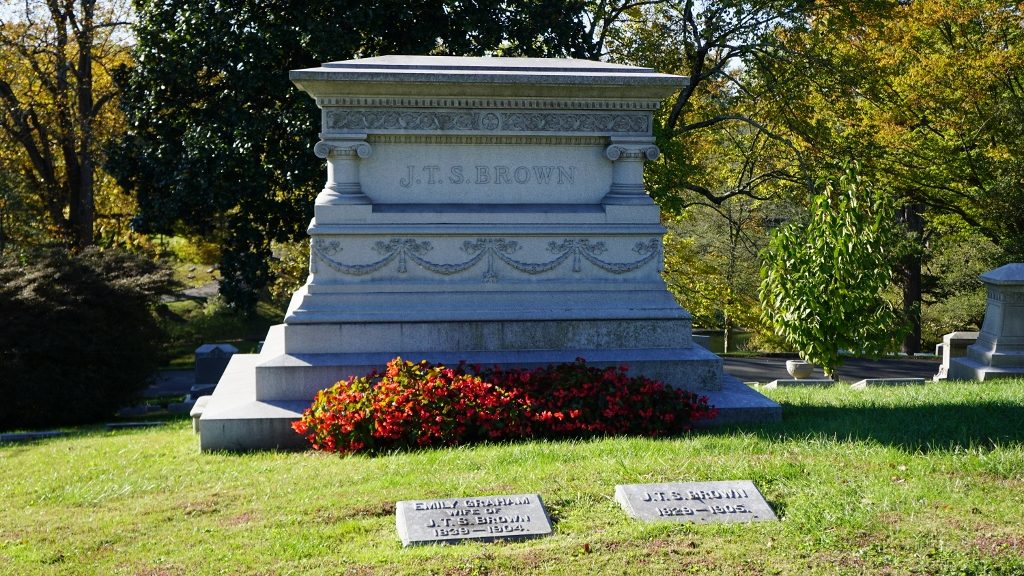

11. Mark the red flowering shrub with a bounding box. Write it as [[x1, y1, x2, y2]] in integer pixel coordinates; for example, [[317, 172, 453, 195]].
[[475, 359, 717, 438], [293, 357, 717, 454], [292, 358, 528, 453]]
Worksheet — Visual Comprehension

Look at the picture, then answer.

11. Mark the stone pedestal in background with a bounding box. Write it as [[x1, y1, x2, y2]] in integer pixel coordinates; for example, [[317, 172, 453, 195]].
[[948, 264, 1024, 381], [197, 56, 780, 451], [932, 331, 979, 381]]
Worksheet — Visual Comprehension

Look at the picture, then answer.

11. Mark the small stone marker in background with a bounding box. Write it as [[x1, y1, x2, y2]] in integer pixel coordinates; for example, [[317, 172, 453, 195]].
[[615, 480, 777, 524], [763, 378, 833, 389], [194, 343, 238, 386], [396, 493, 552, 546]]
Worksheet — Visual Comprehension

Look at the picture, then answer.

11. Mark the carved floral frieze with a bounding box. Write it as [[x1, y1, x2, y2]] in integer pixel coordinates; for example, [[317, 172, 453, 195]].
[[325, 110, 650, 134]]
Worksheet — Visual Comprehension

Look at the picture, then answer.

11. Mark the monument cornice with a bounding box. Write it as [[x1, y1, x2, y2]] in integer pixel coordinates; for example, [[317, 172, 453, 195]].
[[291, 56, 684, 103], [306, 223, 669, 236], [366, 134, 608, 146], [314, 97, 663, 111]]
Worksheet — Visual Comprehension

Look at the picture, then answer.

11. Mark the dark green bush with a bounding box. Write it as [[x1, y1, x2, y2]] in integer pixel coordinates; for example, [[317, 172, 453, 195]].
[[0, 248, 174, 430]]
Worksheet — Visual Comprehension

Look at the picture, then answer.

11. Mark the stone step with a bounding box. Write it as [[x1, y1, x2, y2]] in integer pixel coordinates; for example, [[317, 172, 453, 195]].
[[948, 355, 1024, 381], [252, 346, 725, 401], [198, 359, 779, 452]]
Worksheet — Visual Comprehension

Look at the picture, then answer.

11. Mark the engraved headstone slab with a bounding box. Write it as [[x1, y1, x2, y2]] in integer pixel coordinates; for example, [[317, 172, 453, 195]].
[[615, 480, 777, 524], [396, 493, 552, 546]]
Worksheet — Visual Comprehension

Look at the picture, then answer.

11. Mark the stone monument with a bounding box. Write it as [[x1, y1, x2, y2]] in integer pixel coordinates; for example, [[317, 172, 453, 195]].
[[948, 263, 1024, 381], [197, 56, 780, 451]]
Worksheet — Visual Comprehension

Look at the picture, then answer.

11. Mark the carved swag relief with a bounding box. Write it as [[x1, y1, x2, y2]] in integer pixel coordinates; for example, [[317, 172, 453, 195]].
[[312, 237, 661, 282]]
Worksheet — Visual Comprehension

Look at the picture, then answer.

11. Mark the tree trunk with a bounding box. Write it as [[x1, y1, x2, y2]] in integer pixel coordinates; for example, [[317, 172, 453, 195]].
[[75, 0, 96, 243], [73, 0, 97, 248], [900, 203, 924, 355], [723, 311, 732, 354]]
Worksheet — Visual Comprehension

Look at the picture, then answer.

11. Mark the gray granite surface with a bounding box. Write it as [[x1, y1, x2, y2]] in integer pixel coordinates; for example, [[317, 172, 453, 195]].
[[396, 494, 552, 546], [616, 480, 777, 524]]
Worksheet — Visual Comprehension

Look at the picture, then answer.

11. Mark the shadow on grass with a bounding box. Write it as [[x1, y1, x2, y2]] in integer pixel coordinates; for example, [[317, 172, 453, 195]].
[[740, 400, 1024, 452]]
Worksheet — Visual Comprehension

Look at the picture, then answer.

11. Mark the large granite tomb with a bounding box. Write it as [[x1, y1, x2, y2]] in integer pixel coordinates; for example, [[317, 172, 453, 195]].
[[198, 56, 780, 451]]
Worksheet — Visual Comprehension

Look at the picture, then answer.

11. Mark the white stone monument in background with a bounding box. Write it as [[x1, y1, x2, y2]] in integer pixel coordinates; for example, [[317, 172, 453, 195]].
[[948, 263, 1024, 381], [198, 56, 780, 451]]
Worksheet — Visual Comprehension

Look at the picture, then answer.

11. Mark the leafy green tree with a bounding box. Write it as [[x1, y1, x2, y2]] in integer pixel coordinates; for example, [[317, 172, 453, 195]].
[[663, 200, 772, 352], [759, 167, 906, 377], [919, 221, 1001, 345], [109, 0, 596, 313], [758, 1, 1024, 351], [607, 0, 814, 213], [604, 1, 817, 352], [611, 1, 1021, 354], [0, 0, 133, 250]]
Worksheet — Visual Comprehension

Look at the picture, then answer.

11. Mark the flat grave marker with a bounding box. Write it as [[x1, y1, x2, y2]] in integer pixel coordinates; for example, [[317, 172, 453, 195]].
[[396, 493, 552, 546], [615, 480, 777, 524], [763, 378, 834, 389], [851, 377, 926, 389]]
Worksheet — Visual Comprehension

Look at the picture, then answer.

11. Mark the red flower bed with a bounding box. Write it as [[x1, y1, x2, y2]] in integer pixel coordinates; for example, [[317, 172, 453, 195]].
[[293, 357, 717, 454]]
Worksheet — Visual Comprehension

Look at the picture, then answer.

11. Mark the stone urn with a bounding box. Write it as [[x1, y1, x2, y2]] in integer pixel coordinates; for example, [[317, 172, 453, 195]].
[[785, 359, 813, 379]]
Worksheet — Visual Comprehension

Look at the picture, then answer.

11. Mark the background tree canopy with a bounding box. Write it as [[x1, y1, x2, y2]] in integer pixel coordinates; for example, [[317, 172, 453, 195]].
[[2, 0, 1017, 353], [0, 0, 135, 250], [108, 0, 598, 313], [617, 0, 1021, 354]]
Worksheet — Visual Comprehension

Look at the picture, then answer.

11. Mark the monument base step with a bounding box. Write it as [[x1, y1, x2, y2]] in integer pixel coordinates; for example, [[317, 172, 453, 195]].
[[946, 356, 1024, 381], [198, 355, 780, 452], [252, 346, 725, 401]]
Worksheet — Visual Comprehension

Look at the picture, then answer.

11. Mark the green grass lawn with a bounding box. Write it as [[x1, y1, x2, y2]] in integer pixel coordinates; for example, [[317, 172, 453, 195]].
[[2, 381, 1023, 575]]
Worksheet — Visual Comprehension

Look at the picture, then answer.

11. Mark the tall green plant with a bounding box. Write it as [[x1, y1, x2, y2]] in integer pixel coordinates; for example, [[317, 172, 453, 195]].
[[759, 167, 906, 377]]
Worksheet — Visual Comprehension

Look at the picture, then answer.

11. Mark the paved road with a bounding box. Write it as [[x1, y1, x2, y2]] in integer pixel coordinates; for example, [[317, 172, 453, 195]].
[[724, 356, 940, 383], [147, 370, 195, 398], [153, 356, 942, 396]]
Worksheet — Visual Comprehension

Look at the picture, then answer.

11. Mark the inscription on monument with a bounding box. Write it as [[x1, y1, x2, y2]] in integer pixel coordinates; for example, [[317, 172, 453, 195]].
[[399, 165, 576, 188], [396, 493, 553, 546], [615, 480, 777, 524]]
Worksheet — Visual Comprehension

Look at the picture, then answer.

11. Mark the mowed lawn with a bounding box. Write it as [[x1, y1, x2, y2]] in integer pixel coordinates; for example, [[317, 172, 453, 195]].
[[2, 381, 1023, 575]]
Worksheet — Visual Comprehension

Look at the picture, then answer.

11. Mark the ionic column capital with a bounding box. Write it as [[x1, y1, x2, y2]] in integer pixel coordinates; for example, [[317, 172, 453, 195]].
[[315, 135, 372, 206], [314, 137, 373, 160], [602, 138, 659, 206], [605, 143, 659, 162]]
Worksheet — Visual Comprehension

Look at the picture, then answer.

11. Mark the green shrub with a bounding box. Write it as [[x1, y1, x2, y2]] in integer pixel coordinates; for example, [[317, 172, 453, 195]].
[[759, 166, 907, 377], [0, 248, 174, 430]]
